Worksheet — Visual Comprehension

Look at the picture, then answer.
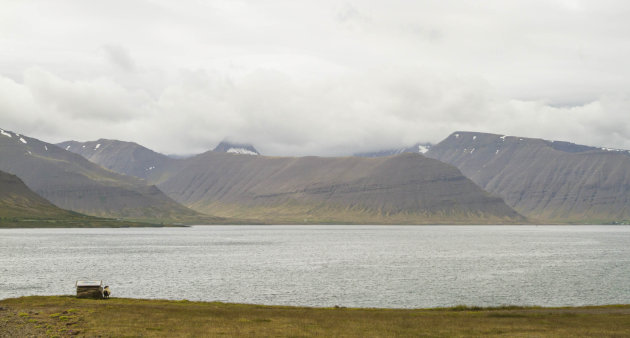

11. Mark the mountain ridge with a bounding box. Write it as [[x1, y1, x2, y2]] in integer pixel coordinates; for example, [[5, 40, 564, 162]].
[[425, 131, 630, 223], [57, 139, 176, 181], [57, 138, 524, 224], [0, 128, 210, 223]]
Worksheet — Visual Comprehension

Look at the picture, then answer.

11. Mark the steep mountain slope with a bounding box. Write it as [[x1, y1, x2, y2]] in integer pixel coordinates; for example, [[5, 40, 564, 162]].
[[0, 170, 76, 219], [354, 143, 431, 158], [0, 169, 167, 227], [151, 152, 522, 224], [56, 138, 523, 224], [426, 131, 630, 223], [0, 128, 202, 222], [57, 139, 176, 181]]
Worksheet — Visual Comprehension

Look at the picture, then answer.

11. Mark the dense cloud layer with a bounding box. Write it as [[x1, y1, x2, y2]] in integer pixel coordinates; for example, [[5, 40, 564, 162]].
[[1, 0, 630, 156]]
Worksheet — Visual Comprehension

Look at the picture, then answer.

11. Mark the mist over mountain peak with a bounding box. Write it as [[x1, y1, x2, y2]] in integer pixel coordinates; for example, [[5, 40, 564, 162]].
[[213, 141, 260, 156], [354, 143, 432, 158]]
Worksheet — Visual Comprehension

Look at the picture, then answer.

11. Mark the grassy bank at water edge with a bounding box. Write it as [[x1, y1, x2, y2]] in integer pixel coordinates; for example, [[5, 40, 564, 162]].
[[1, 296, 630, 337]]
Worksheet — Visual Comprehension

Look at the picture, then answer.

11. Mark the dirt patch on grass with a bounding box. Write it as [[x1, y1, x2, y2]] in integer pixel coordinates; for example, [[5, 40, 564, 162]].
[[0, 299, 85, 337]]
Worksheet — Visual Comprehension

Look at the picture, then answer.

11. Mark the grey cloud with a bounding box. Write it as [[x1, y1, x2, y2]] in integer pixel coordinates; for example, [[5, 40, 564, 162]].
[[102, 44, 136, 72], [403, 24, 443, 42], [336, 3, 365, 23], [3, 67, 630, 157], [336, 3, 372, 32], [22, 68, 149, 122]]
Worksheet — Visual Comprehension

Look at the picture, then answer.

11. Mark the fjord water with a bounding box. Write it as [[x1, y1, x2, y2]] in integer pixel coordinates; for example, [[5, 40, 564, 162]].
[[1, 226, 629, 308]]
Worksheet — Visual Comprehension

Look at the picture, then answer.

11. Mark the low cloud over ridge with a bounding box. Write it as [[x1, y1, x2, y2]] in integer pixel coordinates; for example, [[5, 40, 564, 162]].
[[2, 67, 629, 156]]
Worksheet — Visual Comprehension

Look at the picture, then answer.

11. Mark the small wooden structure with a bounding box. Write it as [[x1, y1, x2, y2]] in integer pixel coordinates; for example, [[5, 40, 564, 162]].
[[76, 280, 103, 299]]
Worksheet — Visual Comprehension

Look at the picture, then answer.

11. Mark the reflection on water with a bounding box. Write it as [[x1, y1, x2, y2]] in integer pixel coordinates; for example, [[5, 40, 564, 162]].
[[1, 225, 630, 308]]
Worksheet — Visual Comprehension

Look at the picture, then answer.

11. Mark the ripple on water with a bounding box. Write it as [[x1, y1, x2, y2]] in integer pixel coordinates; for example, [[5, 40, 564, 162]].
[[1, 225, 630, 308]]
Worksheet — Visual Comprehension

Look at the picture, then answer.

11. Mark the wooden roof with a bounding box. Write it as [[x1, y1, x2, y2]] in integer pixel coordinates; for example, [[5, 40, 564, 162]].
[[76, 280, 102, 287]]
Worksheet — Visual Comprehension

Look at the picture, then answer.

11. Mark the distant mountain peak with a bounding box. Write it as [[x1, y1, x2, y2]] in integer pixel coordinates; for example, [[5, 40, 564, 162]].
[[213, 141, 260, 155], [57, 139, 173, 181], [1, 127, 29, 146], [0, 128, 12, 138]]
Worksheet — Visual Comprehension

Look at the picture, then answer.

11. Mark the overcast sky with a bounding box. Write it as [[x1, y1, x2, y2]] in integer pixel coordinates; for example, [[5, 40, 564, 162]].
[[1, 0, 630, 156]]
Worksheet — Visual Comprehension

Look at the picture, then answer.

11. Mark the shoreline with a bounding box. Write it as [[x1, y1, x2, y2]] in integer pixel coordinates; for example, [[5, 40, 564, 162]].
[[3, 223, 630, 229], [2, 296, 630, 336]]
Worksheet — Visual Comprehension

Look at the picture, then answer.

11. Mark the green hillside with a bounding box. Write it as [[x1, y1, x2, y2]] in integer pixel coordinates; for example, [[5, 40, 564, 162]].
[[0, 170, 165, 228]]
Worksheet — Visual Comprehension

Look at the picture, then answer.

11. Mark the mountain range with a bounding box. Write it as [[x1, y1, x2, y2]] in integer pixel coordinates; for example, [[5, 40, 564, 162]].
[[5, 125, 629, 225], [57, 139, 521, 224]]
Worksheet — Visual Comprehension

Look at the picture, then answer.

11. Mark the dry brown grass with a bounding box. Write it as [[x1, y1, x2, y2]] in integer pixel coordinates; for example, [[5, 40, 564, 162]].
[[1, 296, 630, 337]]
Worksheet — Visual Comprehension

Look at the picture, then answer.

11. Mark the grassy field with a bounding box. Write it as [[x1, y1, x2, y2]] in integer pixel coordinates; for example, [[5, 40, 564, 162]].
[[1, 296, 630, 337]]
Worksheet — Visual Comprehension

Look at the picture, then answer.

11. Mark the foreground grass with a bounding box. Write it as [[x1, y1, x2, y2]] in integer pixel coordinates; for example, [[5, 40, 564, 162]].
[[1, 296, 630, 337]]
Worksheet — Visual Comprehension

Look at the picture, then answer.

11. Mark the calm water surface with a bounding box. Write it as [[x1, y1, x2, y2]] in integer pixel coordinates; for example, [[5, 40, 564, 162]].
[[1, 225, 630, 308]]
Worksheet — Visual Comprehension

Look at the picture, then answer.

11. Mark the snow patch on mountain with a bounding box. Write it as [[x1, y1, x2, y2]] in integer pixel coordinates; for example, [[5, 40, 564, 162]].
[[19, 137, 27, 144], [0, 129, 11, 138], [95, 143, 101, 150], [601, 147, 624, 152], [227, 148, 258, 155]]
